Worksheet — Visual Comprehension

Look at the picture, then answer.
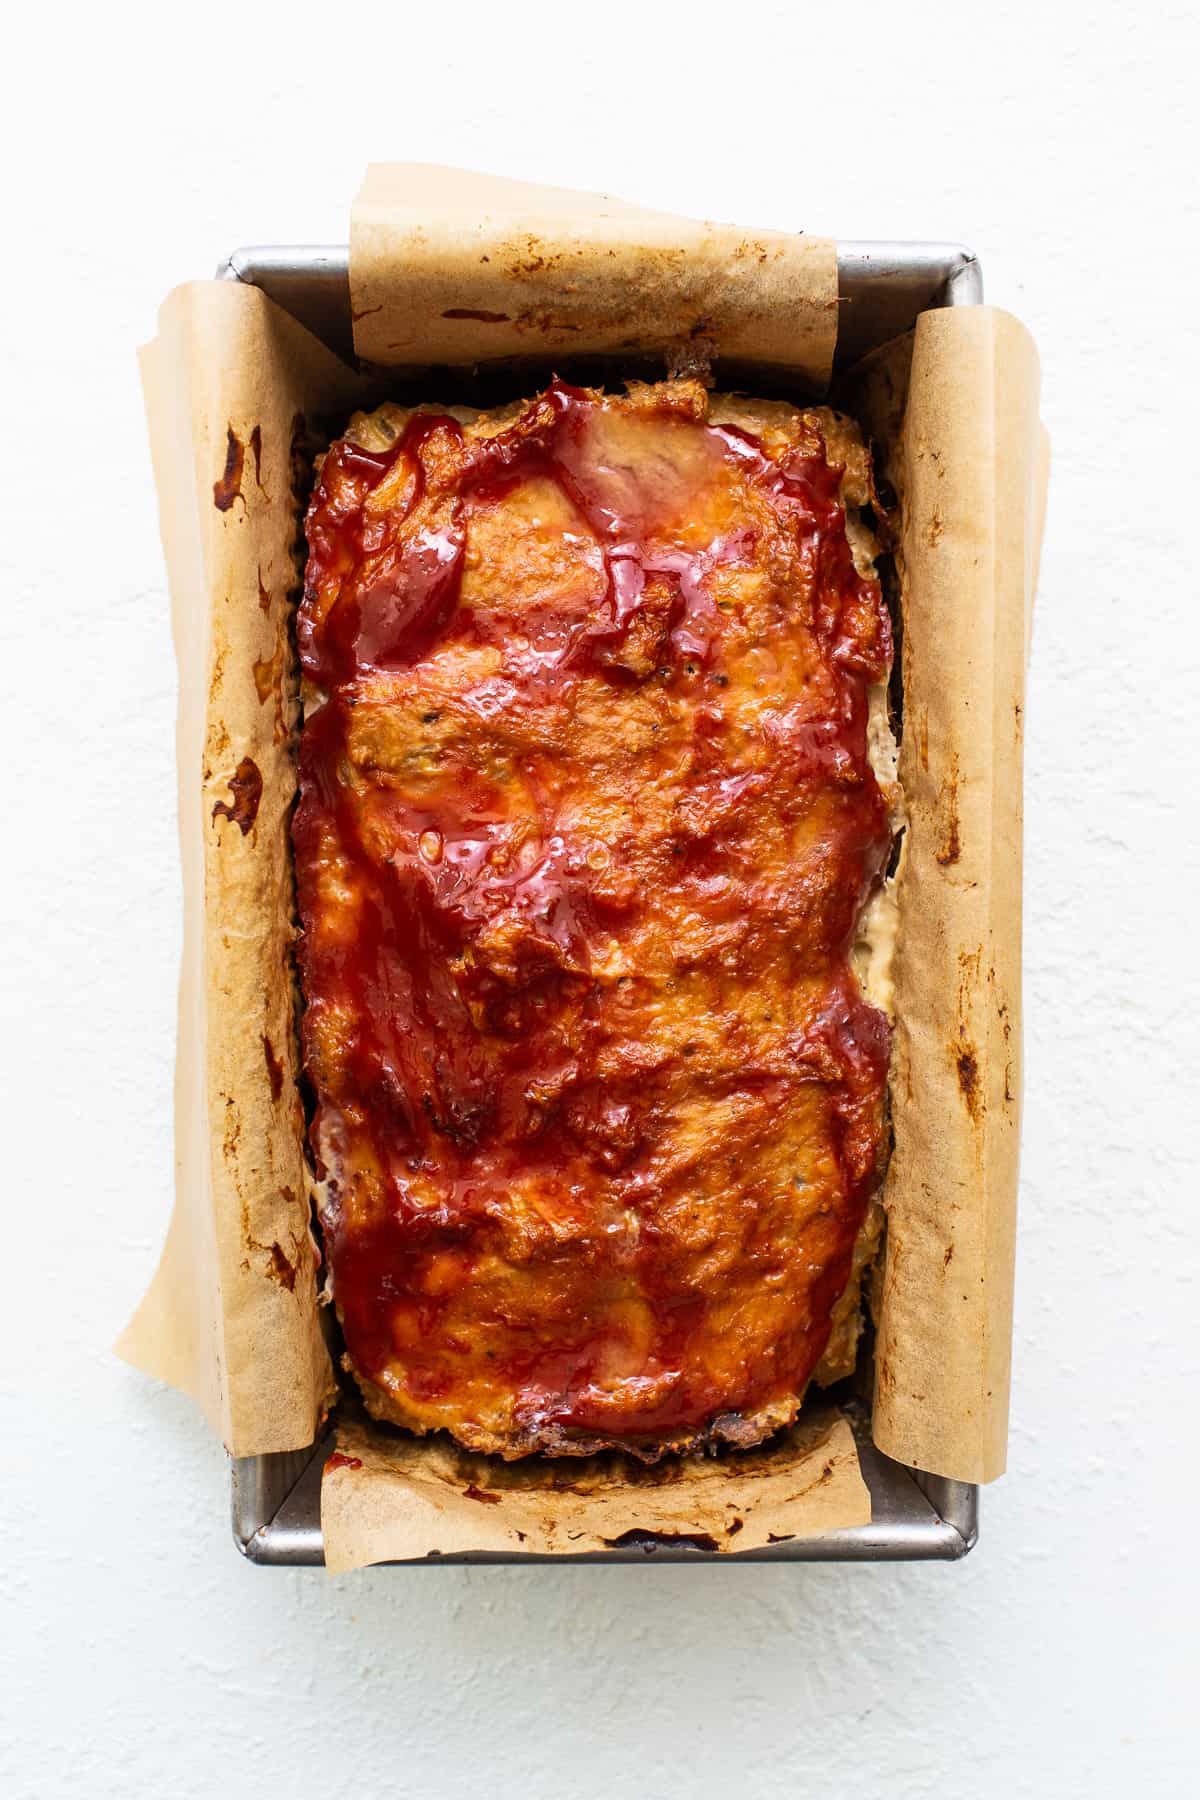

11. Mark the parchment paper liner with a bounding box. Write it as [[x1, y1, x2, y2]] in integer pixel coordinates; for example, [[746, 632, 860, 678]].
[[322, 1406, 866, 1571], [120, 172, 1044, 1564], [118, 282, 367, 1450], [842, 312, 1043, 1481], [350, 164, 837, 387]]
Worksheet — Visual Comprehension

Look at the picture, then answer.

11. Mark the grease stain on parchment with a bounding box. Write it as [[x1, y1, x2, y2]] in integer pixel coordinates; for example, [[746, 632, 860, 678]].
[[935, 754, 962, 866], [211, 757, 263, 835], [213, 425, 246, 513]]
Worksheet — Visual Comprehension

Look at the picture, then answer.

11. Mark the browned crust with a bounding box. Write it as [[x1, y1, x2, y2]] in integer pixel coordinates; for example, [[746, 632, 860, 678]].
[[348, 1355, 811, 1464]]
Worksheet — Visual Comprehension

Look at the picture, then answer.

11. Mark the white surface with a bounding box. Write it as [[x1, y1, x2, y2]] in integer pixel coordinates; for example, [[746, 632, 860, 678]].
[[3, 3, 1198, 1794]]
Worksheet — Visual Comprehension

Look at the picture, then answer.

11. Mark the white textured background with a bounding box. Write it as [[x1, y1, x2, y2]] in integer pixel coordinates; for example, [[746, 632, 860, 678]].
[[3, 3, 1198, 1794]]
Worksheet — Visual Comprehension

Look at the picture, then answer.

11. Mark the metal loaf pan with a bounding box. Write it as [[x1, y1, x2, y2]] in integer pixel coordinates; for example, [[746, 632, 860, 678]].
[[219, 238, 983, 1566]]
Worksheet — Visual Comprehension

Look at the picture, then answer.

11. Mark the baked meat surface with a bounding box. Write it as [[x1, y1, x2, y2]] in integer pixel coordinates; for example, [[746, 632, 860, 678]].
[[294, 378, 894, 1459]]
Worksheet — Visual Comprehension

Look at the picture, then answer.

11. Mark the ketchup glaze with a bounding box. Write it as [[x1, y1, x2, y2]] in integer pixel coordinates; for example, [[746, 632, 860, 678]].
[[293, 379, 892, 1457]]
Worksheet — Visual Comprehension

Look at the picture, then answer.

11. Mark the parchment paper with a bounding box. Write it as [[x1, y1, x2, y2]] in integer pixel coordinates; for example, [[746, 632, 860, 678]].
[[846, 308, 1043, 1482], [350, 164, 838, 388], [124, 171, 1043, 1562], [118, 281, 367, 1453], [322, 1407, 868, 1570]]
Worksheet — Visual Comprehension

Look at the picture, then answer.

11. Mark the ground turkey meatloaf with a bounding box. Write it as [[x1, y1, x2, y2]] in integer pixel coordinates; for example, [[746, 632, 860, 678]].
[[293, 377, 897, 1460]]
